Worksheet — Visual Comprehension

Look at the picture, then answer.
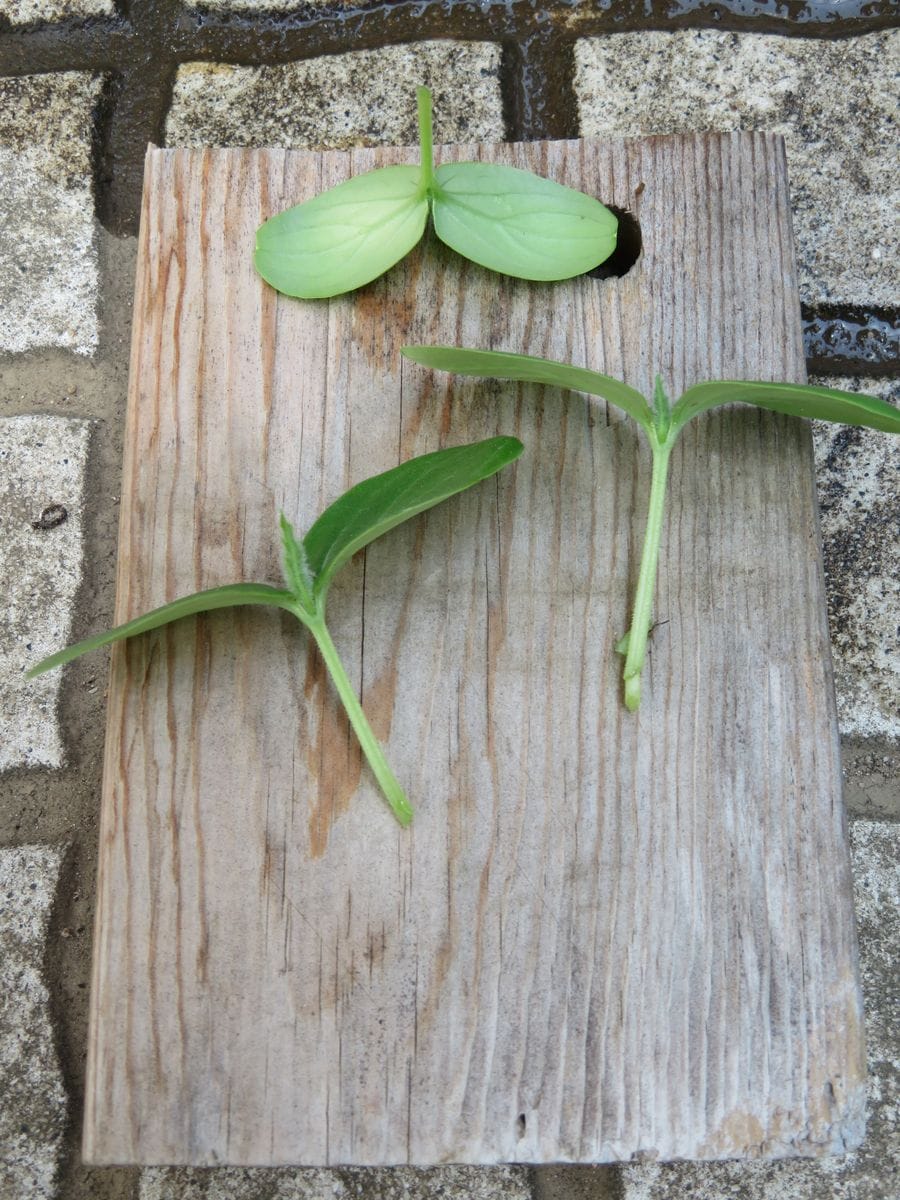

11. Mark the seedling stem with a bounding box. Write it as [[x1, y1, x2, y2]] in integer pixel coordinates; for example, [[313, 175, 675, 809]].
[[303, 607, 413, 826], [618, 436, 671, 711], [417, 85, 434, 194]]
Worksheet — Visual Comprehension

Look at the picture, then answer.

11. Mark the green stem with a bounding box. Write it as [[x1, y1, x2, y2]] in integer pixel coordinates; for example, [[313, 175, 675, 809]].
[[619, 441, 671, 711], [417, 85, 434, 193], [304, 611, 413, 826]]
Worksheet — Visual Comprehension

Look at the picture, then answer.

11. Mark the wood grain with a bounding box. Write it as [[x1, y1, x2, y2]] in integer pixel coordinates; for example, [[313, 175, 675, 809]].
[[83, 134, 865, 1166]]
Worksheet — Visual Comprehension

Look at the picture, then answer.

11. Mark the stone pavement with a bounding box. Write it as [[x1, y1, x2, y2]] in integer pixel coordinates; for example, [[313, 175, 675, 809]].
[[0, 3, 897, 1198]]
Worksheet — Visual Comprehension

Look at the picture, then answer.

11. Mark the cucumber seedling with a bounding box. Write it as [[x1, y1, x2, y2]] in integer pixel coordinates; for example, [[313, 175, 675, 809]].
[[29, 438, 524, 824], [255, 87, 617, 299], [402, 345, 900, 710]]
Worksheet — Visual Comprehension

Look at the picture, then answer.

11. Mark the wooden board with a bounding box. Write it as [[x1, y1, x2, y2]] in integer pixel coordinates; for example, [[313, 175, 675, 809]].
[[83, 134, 865, 1166]]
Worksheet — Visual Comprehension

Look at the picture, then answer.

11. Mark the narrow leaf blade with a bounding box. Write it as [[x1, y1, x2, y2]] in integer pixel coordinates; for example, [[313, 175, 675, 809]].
[[27, 584, 295, 677], [652, 374, 671, 436], [303, 437, 524, 597], [432, 161, 617, 281], [279, 512, 314, 605], [672, 380, 900, 436], [402, 345, 653, 431], [255, 165, 428, 299]]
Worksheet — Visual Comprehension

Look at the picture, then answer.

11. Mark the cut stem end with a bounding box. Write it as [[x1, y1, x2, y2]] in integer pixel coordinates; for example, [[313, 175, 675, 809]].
[[391, 792, 415, 827], [624, 673, 642, 711]]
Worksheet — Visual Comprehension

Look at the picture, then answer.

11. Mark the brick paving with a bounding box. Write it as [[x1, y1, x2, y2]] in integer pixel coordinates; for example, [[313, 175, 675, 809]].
[[0, 1, 897, 1198]]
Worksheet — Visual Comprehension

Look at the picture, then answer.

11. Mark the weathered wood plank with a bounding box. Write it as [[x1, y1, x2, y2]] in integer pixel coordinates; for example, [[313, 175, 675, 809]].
[[83, 134, 865, 1166]]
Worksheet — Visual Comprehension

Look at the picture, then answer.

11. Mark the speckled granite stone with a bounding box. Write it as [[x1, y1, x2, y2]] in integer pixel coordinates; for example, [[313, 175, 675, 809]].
[[575, 31, 899, 309], [812, 377, 899, 741], [0, 844, 67, 1200], [165, 42, 503, 149], [0, 415, 92, 769], [0, 72, 103, 355], [0, 0, 112, 22]]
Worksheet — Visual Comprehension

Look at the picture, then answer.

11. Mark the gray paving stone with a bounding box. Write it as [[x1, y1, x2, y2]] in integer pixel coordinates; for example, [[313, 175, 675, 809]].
[[165, 42, 503, 149], [139, 1165, 534, 1199], [0, 843, 67, 1200], [0, 72, 102, 355], [812, 377, 899, 742], [618, 819, 898, 1198], [850, 820, 899, 1125], [0, 0, 112, 23], [574, 31, 898, 309], [0, 415, 92, 770]]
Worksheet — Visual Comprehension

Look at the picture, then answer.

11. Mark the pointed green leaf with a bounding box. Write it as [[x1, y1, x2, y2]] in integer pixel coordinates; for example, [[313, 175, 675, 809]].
[[303, 437, 524, 598], [432, 161, 617, 281], [26, 583, 296, 677], [279, 512, 314, 606], [255, 165, 428, 299], [671, 380, 900, 437], [401, 345, 654, 432], [652, 374, 671, 438]]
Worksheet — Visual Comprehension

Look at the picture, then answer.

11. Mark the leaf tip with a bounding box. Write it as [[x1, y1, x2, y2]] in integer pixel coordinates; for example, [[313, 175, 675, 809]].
[[395, 803, 414, 828], [400, 345, 440, 370], [399, 344, 445, 369]]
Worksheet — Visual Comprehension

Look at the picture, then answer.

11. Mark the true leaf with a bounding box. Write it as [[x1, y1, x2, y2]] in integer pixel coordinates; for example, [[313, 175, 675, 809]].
[[432, 162, 618, 281], [401, 345, 653, 432], [303, 436, 524, 598], [279, 512, 314, 604], [26, 584, 295, 678], [254, 165, 428, 299], [652, 374, 671, 438], [671, 379, 900, 437]]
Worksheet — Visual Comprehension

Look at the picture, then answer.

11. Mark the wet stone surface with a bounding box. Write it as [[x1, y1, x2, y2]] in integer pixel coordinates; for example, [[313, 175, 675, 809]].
[[812, 376, 900, 741], [574, 30, 899, 310], [166, 42, 504, 149], [189, 0, 345, 9], [0, 415, 92, 770], [0, 72, 103, 355], [803, 307, 900, 378]]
